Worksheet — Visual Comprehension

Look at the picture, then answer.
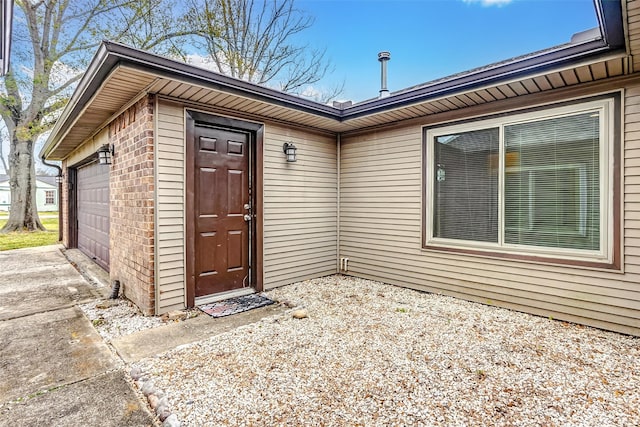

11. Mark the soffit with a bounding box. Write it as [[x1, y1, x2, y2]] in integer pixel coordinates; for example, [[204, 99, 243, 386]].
[[340, 55, 628, 131], [149, 53, 627, 133], [45, 50, 627, 160], [147, 74, 345, 132], [47, 54, 627, 160], [43, 1, 626, 160], [47, 67, 158, 160], [45, 65, 347, 160]]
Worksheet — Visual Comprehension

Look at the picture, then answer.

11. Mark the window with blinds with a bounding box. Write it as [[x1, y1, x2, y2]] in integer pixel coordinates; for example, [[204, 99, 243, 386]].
[[424, 97, 614, 262], [433, 128, 499, 243], [504, 112, 600, 251]]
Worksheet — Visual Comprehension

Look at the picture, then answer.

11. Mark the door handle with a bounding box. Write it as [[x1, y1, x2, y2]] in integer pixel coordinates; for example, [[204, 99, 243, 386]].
[[243, 214, 252, 222]]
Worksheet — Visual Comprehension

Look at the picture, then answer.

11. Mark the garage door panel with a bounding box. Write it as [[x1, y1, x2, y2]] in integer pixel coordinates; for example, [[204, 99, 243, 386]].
[[77, 162, 110, 271]]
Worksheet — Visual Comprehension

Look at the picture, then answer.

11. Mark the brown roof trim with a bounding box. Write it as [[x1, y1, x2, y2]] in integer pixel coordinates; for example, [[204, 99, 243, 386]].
[[40, 41, 339, 159], [344, 0, 624, 116], [102, 41, 339, 118], [41, 0, 625, 159], [342, 41, 622, 119], [343, 3, 626, 119]]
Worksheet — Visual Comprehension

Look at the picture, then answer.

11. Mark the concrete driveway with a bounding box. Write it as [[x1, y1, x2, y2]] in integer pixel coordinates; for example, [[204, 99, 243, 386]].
[[0, 245, 154, 426]]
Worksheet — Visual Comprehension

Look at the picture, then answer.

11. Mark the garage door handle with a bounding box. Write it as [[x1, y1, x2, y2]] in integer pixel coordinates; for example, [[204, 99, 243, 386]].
[[243, 214, 252, 222]]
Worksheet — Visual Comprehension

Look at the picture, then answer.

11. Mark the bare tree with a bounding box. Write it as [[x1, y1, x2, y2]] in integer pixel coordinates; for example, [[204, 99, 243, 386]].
[[190, 0, 341, 98], [0, 0, 194, 232], [1, 0, 338, 233]]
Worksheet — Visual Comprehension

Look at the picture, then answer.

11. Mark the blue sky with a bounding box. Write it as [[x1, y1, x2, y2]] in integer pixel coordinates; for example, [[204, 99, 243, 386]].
[[296, 0, 599, 102]]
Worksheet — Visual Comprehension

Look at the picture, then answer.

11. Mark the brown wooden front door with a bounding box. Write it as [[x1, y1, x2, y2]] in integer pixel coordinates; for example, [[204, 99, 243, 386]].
[[192, 124, 251, 297]]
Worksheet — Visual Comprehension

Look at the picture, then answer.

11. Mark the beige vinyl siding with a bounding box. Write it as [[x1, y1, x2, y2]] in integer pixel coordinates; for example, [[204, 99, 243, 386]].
[[339, 88, 640, 336], [154, 100, 337, 310], [155, 100, 186, 313], [66, 128, 109, 166], [628, 0, 640, 72], [263, 124, 337, 288]]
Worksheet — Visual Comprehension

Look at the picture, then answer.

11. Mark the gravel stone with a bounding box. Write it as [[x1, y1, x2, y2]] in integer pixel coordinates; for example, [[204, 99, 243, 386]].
[[163, 414, 180, 427], [164, 310, 187, 321], [148, 394, 159, 409], [80, 299, 164, 342], [130, 366, 142, 380], [95, 299, 119, 309], [141, 380, 155, 396], [134, 275, 640, 427], [156, 396, 169, 409], [291, 308, 308, 319], [157, 406, 172, 421]]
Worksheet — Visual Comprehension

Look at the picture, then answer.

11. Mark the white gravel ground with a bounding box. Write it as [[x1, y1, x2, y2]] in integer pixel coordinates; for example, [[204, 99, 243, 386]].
[[80, 299, 165, 342], [132, 275, 640, 427]]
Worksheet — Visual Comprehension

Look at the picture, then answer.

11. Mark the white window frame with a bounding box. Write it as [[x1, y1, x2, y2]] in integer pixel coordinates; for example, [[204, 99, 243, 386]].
[[45, 189, 56, 205], [424, 97, 615, 263]]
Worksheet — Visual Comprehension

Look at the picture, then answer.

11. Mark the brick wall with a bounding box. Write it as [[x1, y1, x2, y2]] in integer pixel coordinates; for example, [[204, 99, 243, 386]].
[[108, 95, 156, 315]]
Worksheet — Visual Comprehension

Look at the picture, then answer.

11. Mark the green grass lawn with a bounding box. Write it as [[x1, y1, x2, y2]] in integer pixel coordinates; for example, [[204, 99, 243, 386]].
[[0, 215, 60, 251]]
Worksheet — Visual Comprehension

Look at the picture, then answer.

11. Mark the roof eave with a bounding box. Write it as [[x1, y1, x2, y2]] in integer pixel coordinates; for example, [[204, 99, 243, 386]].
[[40, 43, 113, 160], [102, 41, 339, 118], [41, 41, 342, 160], [341, 40, 624, 120], [1, 0, 14, 75], [42, 0, 626, 159], [340, 0, 625, 119]]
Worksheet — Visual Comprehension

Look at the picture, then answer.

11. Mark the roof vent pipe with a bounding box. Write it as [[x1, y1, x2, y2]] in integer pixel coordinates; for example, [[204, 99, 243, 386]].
[[378, 51, 391, 98]]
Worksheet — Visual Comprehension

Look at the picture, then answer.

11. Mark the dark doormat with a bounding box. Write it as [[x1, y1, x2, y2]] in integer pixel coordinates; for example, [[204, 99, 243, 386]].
[[198, 294, 275, 318]]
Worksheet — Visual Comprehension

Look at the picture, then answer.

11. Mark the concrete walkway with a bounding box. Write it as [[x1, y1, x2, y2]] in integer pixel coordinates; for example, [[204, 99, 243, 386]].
[[112, 304, 283, 363], [0, 245, 155, 426], [0, 245, 286, 426]]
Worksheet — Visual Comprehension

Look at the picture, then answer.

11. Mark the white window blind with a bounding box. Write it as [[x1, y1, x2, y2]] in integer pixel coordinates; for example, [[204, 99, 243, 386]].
[[504, 112, 600, 250], [433, 128, 499, 242], [425, 97, 613, 262]]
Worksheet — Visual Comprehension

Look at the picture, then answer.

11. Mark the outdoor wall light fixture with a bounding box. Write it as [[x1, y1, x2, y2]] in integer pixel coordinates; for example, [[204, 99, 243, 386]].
[[283, 142, 297, 162], [55, 174, 64, 184], [97, 144, 114, 165]]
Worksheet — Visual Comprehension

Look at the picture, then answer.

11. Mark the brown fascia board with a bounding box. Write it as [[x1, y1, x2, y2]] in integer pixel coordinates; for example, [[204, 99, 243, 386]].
[[341, 40, 620, 120], [41, 0, 624, 160], [40, 40, 341, 159], [101, 41, 340, 119], [41, 42, 114, 160], [342, 0, 625, 118], [597, 0, 625, 49]]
